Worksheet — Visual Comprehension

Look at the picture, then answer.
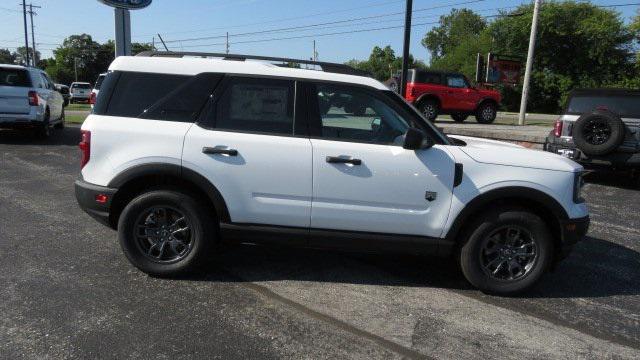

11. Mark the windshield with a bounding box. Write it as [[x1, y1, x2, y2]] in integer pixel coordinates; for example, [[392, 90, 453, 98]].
[[0, 68, 31, 87], [567, 94, 640, 118], [72, 83, 91, 90]]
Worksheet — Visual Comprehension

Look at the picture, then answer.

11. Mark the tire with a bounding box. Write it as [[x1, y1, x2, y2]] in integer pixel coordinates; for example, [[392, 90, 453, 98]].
[[54, 108, 65, 129], [475, 102, 497, 124], [384, 78, 399, 93], [572, 110, 625, 156], [451, 113, 468, 123], [459, 207, 553, 295], [420, 99, 439, 122], [118, 190, 216, 276], [36, 110, 51, 139]]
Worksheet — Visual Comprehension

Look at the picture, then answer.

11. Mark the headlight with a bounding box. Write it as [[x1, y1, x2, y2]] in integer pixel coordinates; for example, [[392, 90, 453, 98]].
[[573, 172, 585, 203]]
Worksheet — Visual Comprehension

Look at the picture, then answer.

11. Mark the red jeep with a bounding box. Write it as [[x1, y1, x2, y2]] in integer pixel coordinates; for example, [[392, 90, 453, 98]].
[[389, 69, 501, 123]]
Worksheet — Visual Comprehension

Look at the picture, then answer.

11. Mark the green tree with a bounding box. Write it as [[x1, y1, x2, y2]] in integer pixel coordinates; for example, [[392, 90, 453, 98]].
[[0, 49, 16, 64], [422, 8, 487, 61], [12, 46, 40, 66], [346, 45, 425, 81]]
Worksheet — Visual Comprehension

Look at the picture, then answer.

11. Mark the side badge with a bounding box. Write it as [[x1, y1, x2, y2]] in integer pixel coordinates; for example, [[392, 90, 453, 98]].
[[425, 191, 437, 202]]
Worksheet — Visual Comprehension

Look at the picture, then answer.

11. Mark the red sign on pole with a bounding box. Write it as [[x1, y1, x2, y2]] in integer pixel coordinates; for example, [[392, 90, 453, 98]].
[[486, 53, 523, 85]]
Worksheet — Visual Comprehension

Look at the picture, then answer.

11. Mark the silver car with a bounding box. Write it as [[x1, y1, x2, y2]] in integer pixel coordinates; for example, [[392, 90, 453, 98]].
[[0, 64, 65, 138]]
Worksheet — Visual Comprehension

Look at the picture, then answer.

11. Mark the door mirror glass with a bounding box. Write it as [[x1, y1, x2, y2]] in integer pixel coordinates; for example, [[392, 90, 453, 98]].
[[403, 128, 432, 150]]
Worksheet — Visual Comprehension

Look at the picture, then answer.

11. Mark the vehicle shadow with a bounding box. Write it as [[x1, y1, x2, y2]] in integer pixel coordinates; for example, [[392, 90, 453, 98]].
[[0, 126, 80, 146], [584, 169, 640, 190], [185, 234, 640, 299]]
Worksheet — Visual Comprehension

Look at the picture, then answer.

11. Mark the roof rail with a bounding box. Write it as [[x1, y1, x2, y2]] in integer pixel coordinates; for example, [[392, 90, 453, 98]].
[[135, 51, 370, 77]]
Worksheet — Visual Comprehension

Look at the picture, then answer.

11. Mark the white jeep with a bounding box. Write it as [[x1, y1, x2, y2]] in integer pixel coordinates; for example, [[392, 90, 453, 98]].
[[74, 52, 589, 295]]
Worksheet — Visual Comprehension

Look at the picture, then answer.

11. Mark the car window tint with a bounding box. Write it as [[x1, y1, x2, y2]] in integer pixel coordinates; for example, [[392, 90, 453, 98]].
[[95, 75, 105, 90], [143, 73, 222, 122], [567, 95, 640, 118], [446, 75, 466, 88], [315, 84, 410, 145], [0, 68, 31, 87], [213, 77, 294, 135], [416, 71, 441, 84], [106, 72, 189, 117]]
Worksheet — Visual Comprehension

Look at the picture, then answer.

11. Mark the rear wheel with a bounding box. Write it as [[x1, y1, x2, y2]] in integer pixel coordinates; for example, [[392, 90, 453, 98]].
[[54, 108, 65, 129], [36, 109, 51, 139], [420, 99, 439, 122], [475, 102, 497, 124], [118, 190, 216, 276], [451, 113, 468, 123], [459, 207, 553, 295]]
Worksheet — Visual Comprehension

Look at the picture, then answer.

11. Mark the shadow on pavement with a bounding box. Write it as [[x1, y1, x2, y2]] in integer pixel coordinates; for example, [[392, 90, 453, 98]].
[[182, 233, 640, 299], [585, 169, 640, 190], [0, 126, 80, 146]]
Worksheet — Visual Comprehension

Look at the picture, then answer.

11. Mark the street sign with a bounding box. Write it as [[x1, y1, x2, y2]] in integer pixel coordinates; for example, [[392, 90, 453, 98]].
[[486, 53, 523, 85], [97, 0, 152, 10]]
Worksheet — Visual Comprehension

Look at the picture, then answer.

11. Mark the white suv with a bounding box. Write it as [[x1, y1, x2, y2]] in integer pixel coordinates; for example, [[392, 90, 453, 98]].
[[74, 52, 589, 295]]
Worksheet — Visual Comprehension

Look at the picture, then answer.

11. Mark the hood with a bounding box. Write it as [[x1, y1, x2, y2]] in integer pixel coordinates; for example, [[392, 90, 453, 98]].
[[451, 135, 581, 172]]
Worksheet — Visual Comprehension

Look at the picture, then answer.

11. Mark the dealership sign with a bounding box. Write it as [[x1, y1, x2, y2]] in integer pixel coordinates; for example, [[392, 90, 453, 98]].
[[98, 0, 152, 10]]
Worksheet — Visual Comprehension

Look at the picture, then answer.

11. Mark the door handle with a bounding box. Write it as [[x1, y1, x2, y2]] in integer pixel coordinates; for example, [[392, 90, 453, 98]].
[[202, 147, 238, 156], [326, 156, 361, 165]]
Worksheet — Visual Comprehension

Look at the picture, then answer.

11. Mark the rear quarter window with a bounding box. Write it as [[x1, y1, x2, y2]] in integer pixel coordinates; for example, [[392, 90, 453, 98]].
[[415, 72, 442, 85], [567, 94, 640, 118], [0, 68, 31, 87]]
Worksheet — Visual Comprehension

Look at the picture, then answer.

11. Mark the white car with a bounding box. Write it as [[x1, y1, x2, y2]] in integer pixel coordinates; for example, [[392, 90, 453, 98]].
[[0, 64, 65, 137], [90, 73, 107, 109], [74, 52, 589, 295], [69, 81, 92, 103]]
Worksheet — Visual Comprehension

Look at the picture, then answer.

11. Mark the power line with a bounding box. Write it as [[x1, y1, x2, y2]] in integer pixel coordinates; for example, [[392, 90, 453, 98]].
[[161, 0, 488, 44]]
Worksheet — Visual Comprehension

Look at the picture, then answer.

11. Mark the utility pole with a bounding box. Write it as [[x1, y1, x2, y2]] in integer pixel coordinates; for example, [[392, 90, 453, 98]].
[[157, 33, 169, 51], [226, 32, 229, 54], [400, 0, 413, 98], [518, 0, 542, 126], [74, 58, 78, 82], [313, 40, 317, 62], [27, 3, 41, 67], [21, 0, 30, 66]]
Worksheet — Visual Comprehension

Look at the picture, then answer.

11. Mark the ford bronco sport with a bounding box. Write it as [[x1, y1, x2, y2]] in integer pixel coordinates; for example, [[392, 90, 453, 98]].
[[75, 52, 588, 295], [544, 89, 640, 169], [387, 69, 501, 123]]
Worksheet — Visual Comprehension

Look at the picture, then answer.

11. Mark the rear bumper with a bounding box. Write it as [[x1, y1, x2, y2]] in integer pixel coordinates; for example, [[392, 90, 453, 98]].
[[75, 178, 117, 228], [0, 114, 44, 129], [544, 135, 640, 168], [557, 216, 590, 260]]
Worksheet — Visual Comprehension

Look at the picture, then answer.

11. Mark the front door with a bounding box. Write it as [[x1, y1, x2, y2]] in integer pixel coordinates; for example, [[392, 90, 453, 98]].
[[182, 76, 312, 228], [307, 82, 456, 237]]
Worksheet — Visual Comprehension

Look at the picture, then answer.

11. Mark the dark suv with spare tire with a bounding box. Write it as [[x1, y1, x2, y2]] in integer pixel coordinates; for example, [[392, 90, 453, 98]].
[[544, 89, 640, 168]]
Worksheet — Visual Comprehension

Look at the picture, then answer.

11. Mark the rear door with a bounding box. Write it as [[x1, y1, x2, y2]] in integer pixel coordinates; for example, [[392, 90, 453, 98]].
[[183, 76, 312, 228], [0, 67, 32, 115]]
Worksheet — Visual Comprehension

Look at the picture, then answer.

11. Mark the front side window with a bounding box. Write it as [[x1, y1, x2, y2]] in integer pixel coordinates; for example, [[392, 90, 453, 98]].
[[446, 75, 467, 88], [315, 84, 410, 145], [213, 77, 294, 136]]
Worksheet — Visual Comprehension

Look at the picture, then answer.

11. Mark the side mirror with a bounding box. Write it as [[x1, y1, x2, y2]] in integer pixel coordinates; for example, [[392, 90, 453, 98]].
[[403, 128, 432, 150]]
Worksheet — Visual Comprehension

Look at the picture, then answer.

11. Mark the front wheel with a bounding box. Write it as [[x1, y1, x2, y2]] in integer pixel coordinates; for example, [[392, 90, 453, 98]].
[[475, 102, 497, 124], [459, 207, 553, 295], [118, 190, 216, 276]]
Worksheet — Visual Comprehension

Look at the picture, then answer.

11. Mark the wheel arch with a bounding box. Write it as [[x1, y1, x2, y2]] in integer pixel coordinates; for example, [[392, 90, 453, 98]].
[[415, 93, 442, 108], [476, 97, 498, 110], [107, 163, 230, 229], [445, 186, 568, 256]]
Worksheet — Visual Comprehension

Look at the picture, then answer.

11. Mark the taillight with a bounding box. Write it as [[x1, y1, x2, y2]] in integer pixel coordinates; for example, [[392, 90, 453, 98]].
[[79, 130, 91, 169], [28, 90, 38, 106], [553, 119, 563, 137], [89, 92, 97, 105]]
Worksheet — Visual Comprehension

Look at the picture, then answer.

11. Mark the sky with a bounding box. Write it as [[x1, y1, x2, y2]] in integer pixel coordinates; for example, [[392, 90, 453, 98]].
[[0, 0, 638, 64]]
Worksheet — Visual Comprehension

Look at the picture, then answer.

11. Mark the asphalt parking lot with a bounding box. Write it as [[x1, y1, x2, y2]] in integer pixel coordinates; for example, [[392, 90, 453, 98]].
[[1, 126, 639, 359]]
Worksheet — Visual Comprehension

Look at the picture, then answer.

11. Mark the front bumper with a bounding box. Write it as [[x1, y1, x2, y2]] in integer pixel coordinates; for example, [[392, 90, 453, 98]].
[[75, 178, 118, 228], [558, 216, 590, 260]]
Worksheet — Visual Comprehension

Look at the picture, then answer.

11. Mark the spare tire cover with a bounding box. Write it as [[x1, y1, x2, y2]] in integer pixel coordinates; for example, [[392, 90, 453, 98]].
[[572, 110, 626, 156]]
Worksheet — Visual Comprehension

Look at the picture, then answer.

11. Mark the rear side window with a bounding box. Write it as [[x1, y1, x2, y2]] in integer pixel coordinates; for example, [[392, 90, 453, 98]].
[[105, 72, 190, 118], [94, 75, 105, 90], [211, 77, 294, 136], [567, 94, 640, 118], [415, 71, 442, 85], [0, 68, 31, 87]]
